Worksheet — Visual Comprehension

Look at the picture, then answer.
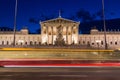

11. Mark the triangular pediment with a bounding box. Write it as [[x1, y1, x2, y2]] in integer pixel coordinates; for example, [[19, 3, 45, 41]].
[[41, 17, 79, 23]]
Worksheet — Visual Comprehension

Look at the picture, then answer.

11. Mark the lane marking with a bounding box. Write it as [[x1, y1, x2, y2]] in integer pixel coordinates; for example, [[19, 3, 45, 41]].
[[49, 74, 88, 77]]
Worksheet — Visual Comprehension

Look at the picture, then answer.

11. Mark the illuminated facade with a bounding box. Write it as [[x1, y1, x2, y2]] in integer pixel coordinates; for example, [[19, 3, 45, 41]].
[[0, 17, 120, 49], [79, 28, 120, 49], [40, 17, 80, 45], [0, 28, 41, 46]]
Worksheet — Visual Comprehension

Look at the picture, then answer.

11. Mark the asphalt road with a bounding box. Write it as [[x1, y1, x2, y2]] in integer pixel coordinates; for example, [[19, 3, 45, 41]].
[[0, 67, 120, 80]]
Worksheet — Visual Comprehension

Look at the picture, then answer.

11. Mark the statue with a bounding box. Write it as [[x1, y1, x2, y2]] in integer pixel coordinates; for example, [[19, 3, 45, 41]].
[[55, 25, 65, 46]]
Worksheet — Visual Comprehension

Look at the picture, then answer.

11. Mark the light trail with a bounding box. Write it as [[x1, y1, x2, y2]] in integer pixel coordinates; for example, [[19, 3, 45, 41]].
[[2, 63, 120, 67]]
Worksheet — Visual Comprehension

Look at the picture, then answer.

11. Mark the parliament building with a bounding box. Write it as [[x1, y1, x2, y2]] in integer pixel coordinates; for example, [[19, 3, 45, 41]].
[[0, 16, 120, 49]]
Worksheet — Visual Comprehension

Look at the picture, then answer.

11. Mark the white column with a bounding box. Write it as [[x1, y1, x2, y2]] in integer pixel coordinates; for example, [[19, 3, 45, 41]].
[[66, 26, 68, 44], [41, 26, 43, 44], [47, 27, 48, 44], [71, 26, 73, 44], [77, 26, 79, 44], [52, 26, 53, 44]]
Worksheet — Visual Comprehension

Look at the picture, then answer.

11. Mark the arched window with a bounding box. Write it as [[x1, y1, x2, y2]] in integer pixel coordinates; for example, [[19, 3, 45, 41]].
[[2, 41, 4, 45], [44, 30, 46, 34], [110, 42, 112, 45], [101, 41, 103, 45], [34, 42, 37, 45], [49, 32, 51, 35], [25, 42, 27, 45], [92, 43, 94, 45], [20, 43, 23, 45], [87, 41, 90, 46], [68, 32, 71, 35], [115, 42, 117, 45], [83, 41, 85, 44], [7, 41, 9, 45], [30, 41, 33, 45], [39, 42, 41, 45]]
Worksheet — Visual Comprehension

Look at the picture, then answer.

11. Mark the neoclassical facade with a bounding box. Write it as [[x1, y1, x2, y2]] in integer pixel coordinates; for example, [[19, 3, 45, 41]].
[[40, 17, 80, 45], [0, 28, 41, 46], [0, 16, 120, 49], [79, 28, 120, 49]]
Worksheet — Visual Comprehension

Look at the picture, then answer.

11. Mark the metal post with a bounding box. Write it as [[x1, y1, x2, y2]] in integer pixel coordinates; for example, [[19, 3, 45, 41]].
[[102, 0, 108, 49], [13, 0, 18, 46]]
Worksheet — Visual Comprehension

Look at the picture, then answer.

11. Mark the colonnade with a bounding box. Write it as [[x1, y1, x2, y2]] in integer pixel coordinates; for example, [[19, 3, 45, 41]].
[[41, 25, 78, 45]]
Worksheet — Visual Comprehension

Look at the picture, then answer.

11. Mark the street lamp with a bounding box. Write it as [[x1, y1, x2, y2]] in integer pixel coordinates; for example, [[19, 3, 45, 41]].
[[102, 0, 108, 49], [13, 0, 18, 46]]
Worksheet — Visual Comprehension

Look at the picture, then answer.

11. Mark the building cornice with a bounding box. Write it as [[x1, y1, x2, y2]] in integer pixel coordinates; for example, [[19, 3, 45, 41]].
[[40, 17, 80, 24]]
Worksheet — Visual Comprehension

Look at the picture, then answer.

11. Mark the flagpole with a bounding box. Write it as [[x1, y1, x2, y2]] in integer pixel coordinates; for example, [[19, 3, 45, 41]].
[[102, 0, 108, 49], [13, 0, 18, 46]]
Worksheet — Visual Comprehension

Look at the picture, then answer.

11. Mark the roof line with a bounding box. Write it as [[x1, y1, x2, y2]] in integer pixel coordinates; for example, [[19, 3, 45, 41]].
[[40, 17, 80, 23]]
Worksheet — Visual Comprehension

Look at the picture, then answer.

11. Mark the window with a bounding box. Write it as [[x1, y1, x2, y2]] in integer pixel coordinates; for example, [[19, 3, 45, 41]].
[[68, 32, 71, 35], [92, 43, 94, 45], [7, 41, 9, 45], [25, 42, 27, 45], [2, 41, 4, 45], [49, 32, 51, 35], [39, 42, 41, 45], [110, 42, 112, 45], [30, 41, 33, 45], [20, 43, 23, 45], [87, 41, 90, 44], [34, 42, 37, 45], [83, 41, 85, 44], [115, 42, 117, 45], [16, 43, 18, 45], [87, 41, 90, 46], [101, 41, 103, 45], [44, 30, 46, 34]]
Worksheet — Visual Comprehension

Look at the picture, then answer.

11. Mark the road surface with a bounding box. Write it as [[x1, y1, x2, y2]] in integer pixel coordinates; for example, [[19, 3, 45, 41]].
[[0, 67, 120, 80]]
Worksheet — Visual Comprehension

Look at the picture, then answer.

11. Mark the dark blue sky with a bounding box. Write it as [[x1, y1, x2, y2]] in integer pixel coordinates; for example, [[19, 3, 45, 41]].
[[0, 0, 120, 33]]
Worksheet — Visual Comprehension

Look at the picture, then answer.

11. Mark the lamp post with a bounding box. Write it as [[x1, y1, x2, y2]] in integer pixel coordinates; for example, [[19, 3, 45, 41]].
[[102, 0, 108, 49], [13, 0, 18, 46]]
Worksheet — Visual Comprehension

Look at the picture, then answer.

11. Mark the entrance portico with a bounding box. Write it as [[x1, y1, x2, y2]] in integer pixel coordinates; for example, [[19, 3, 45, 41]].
[[40, 17, 80, 45]]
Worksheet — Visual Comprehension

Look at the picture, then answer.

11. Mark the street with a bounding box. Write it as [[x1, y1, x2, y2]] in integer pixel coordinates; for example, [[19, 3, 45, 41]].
[[0, 67, 120, 80]]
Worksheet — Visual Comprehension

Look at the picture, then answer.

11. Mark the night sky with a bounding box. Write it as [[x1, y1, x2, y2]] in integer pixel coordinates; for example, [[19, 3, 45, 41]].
[[0, 0, 120, 33]]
